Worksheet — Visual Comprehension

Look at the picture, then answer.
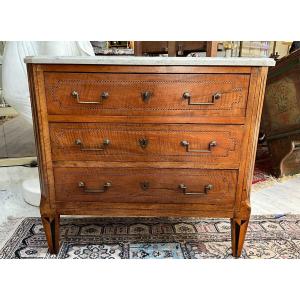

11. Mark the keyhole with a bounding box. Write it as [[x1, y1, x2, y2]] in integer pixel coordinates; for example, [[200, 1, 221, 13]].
[[139, 138, 149, 149], [140, 181, 150, 191]]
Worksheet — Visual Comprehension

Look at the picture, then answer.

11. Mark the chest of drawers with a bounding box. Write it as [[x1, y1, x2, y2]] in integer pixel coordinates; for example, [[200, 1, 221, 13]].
[[25, 56, 274, 257]]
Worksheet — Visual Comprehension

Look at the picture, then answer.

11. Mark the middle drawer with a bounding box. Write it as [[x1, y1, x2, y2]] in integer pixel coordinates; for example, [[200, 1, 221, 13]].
[[49, 123, 244, 166]]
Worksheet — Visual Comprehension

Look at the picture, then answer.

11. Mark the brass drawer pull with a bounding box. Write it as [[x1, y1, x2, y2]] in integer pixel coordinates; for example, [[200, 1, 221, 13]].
[[71, 90, 109, 104], [75, 139, 110, 151], [181, 140, 217, 153], [183, 91, 221, 105], [179, 183, 213, 195], [141, 91, 152, 103], [293, 141, 300, 150], [78, 181, 112, 193]]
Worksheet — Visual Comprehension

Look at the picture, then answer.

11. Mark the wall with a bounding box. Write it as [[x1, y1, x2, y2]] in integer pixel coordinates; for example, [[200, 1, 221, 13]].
[[269, 41, 291, 58]]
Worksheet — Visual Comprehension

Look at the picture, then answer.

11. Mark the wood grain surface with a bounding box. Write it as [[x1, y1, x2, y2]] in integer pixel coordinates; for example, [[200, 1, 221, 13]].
[[27, 63, 269, 257]]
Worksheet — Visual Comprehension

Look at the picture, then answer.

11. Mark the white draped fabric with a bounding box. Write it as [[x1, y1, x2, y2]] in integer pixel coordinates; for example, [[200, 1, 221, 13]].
[[2, 41, 95, 124]]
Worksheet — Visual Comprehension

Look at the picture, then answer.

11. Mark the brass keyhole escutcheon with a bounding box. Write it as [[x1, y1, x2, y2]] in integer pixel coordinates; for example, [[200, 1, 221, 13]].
[[139, 138, 149, 149], [141, 91, 152, 103], [101, 91, 109, 100], [140, 181, 150, 191]]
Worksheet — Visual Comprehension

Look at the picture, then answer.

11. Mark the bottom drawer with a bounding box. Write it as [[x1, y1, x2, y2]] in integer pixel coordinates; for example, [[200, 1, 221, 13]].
[[54, 168, 237, 209]]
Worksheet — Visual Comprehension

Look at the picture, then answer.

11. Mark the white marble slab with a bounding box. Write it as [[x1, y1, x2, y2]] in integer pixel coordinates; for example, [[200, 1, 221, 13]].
[[24, 56, 275, 66]]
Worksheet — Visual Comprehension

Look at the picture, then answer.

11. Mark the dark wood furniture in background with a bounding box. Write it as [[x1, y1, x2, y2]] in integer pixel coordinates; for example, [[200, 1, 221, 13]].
[[134, 41, 218, 57], [262, 49, 300, 177], [26, 57, 272, 257]]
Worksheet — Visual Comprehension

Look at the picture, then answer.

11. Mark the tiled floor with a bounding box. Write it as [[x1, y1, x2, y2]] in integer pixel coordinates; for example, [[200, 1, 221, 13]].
[[0, 166, 300, 225], [0, 166, 39, 224]]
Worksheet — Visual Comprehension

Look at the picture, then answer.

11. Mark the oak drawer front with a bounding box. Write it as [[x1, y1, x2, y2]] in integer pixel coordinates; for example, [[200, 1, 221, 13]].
[[45, 73, 250, 117], [54, 168, 237, 209], [49, 123, 244, 165]]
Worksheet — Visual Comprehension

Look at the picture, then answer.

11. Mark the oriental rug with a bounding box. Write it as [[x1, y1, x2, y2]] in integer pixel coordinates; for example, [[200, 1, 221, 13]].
[[1, 215, 300, 259]]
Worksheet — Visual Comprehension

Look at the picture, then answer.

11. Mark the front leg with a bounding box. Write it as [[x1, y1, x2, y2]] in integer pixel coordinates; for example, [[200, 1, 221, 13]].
[[231, 216, 250, 258], [41, 213, 60, 255]]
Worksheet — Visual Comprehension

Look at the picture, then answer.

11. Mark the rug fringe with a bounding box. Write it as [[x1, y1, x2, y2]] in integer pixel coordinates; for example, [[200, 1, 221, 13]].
[[252, 173, 300, 192], [251, 175, 278, 192], [278, 173, 300, 183]]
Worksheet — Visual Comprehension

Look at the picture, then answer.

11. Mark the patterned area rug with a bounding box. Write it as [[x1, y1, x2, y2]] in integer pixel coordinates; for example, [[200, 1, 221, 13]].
[[252, 165, 272, 185], [1, 215, 300, 259], [252, 144, 273, 186], [252, 153, 278, 191]]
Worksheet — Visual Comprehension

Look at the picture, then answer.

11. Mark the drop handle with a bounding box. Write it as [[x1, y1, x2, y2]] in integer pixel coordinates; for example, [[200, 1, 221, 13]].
[[179, 184, 213, 195], [182, 91, 221, 105], [75, 139, 110, 151], [71, 90, 109, 104], [78, 181, 112, 193], [181, 140, 217, 153], [293, 141, 300, 150]]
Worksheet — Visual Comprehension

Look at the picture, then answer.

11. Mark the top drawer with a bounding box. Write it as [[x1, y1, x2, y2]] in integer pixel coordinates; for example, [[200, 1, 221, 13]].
[[44, 73, 250, 118]]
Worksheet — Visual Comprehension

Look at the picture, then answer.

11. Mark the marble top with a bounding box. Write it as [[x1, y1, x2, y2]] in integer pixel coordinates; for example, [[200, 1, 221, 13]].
[[24, 56, 275, 66]]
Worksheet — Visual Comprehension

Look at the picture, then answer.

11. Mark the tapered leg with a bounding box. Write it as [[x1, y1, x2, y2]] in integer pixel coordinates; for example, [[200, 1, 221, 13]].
[[41, 214, 60, 254], [231, 217, 249, 258]]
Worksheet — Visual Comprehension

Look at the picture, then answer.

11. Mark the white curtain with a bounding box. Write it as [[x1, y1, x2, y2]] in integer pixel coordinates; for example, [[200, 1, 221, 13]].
[[2, 41, 95, 124]]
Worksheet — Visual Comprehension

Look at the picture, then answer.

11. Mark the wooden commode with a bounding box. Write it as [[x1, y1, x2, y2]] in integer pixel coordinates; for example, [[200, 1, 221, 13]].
[[25, 56, 275, 257]]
